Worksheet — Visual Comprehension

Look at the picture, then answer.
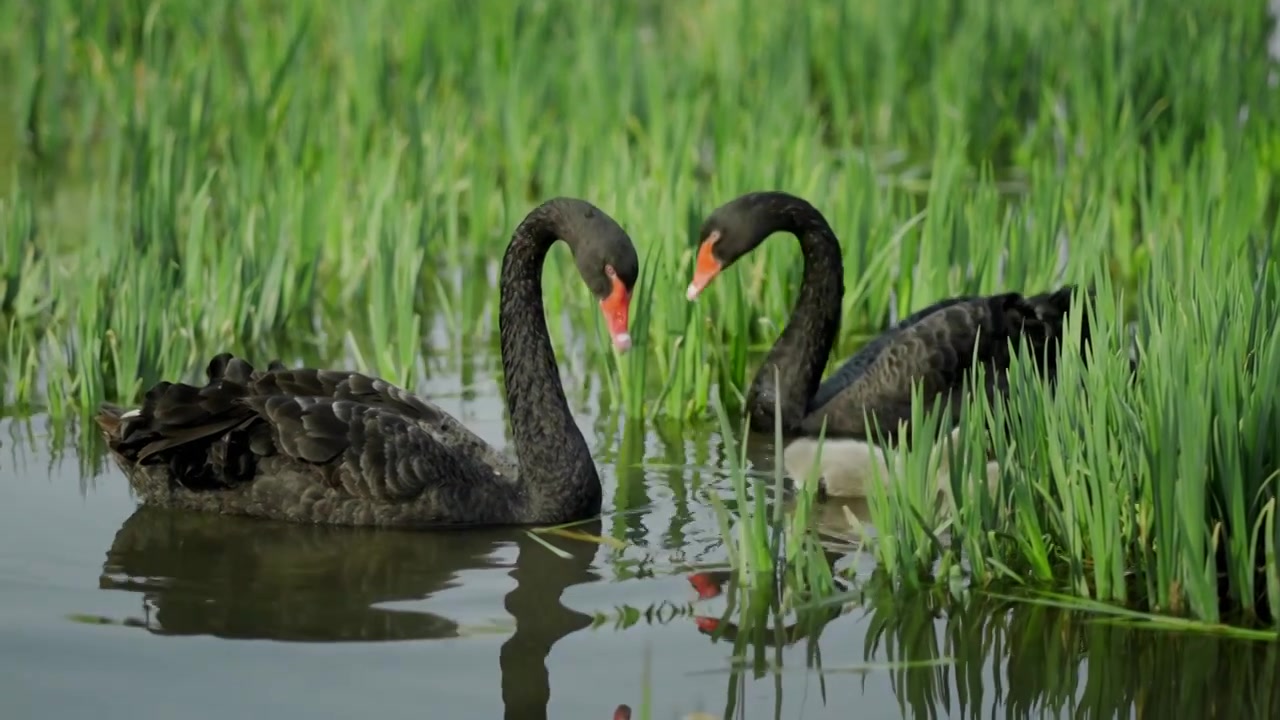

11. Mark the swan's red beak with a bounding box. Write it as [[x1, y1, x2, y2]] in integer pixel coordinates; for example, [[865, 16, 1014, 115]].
[[600, 272, 632, 352], [686, 232, 722, 301]]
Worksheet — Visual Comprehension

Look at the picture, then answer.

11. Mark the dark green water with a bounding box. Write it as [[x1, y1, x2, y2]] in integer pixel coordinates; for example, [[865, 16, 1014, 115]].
[[2, 369, 1279, 720]]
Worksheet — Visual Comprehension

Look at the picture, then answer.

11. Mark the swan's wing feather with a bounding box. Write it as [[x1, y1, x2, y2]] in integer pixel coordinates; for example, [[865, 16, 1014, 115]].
[[893, 295, 982, 329], [248, 366, 518, 477], [114, 378, 258, 465], [807, 295, 983, 415], [101, 354, 516, 495], [205, 352, 513, 475], [243, 395, 509, 505], [804, 291, 1079, 440]]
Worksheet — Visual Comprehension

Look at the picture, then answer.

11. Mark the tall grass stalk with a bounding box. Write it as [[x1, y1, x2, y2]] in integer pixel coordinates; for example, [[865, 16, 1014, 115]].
[[839, 241, 1280, 626], [1, 0, 1278, 626], [0, 0, 1272, 417], [702, 371, 837, 622]]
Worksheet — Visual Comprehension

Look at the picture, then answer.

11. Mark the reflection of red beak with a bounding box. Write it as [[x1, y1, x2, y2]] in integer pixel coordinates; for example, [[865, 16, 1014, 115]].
[[613, 704, 632, 720], [687, 572, 723, 599], [599, 273, 632, 352], [694, 616, 720, 633], [686, 232, 722, 301]]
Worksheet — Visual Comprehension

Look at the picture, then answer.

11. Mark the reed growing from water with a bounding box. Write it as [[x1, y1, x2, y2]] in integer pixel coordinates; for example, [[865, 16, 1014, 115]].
[[2, 0, 1278, 627], [794, 235, 1280, 628]]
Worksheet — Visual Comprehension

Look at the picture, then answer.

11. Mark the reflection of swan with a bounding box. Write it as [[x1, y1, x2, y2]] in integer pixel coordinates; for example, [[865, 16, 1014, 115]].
[[98, 506, 601, 718], [862, 590, 1280, 720], [685, 566, 854, 645], [805, 496, 871, 543]]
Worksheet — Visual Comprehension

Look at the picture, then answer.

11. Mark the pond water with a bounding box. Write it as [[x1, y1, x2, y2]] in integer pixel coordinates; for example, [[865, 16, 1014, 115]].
[[2, 363, 1278, 720]]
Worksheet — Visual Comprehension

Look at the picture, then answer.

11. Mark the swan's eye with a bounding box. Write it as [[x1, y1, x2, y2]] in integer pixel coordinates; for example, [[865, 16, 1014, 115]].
[[604, 264, 617, 278]]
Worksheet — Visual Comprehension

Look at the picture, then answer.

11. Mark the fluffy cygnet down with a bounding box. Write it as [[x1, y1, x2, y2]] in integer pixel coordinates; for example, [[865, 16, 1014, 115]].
[[782, 427, 1001, 503]]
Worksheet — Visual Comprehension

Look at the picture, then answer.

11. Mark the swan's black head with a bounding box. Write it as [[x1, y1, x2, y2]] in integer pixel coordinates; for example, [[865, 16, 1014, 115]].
[[686, 191, 820, 301], [550, 198, 640, 352]]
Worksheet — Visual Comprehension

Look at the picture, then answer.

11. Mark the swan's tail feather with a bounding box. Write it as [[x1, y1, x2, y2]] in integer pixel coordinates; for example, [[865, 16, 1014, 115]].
[[94, 353, 281, 491]]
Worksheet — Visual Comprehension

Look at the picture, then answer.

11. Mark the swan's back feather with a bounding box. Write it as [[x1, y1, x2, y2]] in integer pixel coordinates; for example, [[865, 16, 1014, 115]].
[[95, 353, 523, 528], [803, 287, 1085, 441], [805, 295, 981, 414]]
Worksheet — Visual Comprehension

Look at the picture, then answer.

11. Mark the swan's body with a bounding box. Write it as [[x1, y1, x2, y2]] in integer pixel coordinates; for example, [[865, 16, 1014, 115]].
[[686, 191, 1093, 447], [95, 197, 639, 529], [781, 431, 1001, 502], [793, 287, 1085, 440]]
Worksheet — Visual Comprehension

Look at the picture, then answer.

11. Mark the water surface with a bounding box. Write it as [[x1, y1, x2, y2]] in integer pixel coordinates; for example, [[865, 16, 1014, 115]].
[[2, 366, 1278, 720]]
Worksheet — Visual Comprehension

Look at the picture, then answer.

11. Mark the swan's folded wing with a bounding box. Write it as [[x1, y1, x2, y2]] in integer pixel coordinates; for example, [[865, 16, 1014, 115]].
[[801, 296, 1018, 441], [201, 352, 512, 474], [247, 367, 518, 478], [105, 358, 517, 496], [894, 295, 981, 329], [807, 295, 984, 418], [243, 395, 514, 507]]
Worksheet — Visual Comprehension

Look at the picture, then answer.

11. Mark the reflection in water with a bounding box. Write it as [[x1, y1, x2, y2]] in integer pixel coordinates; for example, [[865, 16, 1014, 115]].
[[701, 427, 1280, 718], [718, 427, 872, 548], [864, 588, 1280, 720], [98, 506, 600, 719], [687, 565, 1280, 720], [10, 404, 1277, 720]]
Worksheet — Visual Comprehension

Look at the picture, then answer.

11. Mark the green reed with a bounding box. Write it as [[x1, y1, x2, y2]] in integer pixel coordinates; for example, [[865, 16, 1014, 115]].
[[700, 367, 837, 636], [1, 0, 1272, 416], [633, 569, 1279, 719], [2, 0, 1278, 627], [819, 205, 1280, 626]]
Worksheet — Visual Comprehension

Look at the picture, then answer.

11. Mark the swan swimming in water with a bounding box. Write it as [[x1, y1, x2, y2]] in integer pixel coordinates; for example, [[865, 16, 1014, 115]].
[[94, 197, 640, 529]]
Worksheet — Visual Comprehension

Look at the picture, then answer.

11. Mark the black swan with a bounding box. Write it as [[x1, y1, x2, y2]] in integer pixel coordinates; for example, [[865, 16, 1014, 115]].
[[94, 197, 639, 527], [686, 191, 1088, 497]]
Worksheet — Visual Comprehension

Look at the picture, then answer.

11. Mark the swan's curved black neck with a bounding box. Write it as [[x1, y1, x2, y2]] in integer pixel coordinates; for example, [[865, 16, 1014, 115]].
[[742, 197, 845, 435], [499, 200, 603, 523]]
